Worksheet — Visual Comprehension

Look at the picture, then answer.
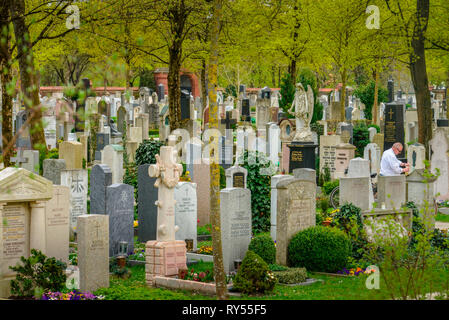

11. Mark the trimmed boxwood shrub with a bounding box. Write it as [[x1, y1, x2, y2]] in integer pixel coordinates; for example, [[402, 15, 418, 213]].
[[274, 268, 307, 284], [232, 250, 276, 295], [248, 234, 276, 265], [287, 226, 352, 273]]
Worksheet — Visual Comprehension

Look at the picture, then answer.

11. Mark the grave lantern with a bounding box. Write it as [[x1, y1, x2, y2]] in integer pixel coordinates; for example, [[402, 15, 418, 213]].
[[261, 86, 271, 100], [118, 241, 128, 256]]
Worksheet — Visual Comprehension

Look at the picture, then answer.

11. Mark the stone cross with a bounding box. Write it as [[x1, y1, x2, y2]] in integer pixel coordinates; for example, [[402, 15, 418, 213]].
[[148, 140, 183, 241], [11, 148, 29, 167]]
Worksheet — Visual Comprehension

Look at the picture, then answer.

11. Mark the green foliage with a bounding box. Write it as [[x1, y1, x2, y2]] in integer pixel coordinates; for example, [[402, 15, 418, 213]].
[[334, 203, 363, 231], [288, 226, 352, 272], [279, 73, 295, 113], [9, 249, 67, 298], [322, 179, 339, 195], [268, 264, 288, 272], [224, 84, 237, 100], [248, 234, 276, 265], [353, 122, 370, 158], [353, 80, 388, 120], [232, 250, 276, 295], [197, 224, 212, 235], [368, 124, 380, 133], [317, 197, 330, 213], [273, 268, 307, 284], [239, 150, 275, 233], [135, 139, 164, 165], [139, 68, 157, 91], [219, 165, 226, 189]]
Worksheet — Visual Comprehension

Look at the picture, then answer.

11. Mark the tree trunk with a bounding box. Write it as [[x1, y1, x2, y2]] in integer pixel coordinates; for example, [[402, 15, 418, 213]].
[[0, 1, 13, 166], [10, 0, 46, 151], [288, 59, 297, 85], [373, 68, 379, 125], [201, 59, 208, 116], [340, 68, 347, 122], [410, 0, 432, 157], [168, 42, 182, 132], [208, 0, 228, 301]]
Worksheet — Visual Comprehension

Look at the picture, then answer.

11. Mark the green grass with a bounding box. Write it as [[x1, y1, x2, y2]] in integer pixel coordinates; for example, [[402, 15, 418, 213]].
[[436, 213, 449, 223]]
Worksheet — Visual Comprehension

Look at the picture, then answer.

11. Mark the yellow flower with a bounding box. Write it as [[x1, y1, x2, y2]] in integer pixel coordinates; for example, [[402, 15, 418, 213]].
[[134, 220, 138, 228]]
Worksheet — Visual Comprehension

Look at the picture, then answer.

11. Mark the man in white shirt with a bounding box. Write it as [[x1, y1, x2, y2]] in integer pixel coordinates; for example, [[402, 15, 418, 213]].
[[380, 142, 410, 176]]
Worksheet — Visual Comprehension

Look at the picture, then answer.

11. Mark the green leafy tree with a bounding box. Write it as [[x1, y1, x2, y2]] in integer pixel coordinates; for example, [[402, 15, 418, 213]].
[[354, 80, 388, 120], [279, 73, 295, 114]]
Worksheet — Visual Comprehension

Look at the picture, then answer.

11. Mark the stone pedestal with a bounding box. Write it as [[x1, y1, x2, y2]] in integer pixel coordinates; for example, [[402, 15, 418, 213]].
[[145, 240, 187, 286]]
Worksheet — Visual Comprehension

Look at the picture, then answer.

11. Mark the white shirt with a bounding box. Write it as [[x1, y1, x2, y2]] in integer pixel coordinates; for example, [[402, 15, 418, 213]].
[[380, 148, 403, 176]]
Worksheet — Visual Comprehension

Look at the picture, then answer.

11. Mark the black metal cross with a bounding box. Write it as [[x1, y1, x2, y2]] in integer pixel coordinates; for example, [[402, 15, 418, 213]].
[[221, 111, 237, 130]]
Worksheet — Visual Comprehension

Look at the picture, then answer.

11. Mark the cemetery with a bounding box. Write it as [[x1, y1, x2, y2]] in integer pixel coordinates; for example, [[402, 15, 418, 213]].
[[1, 0, 449, 304]]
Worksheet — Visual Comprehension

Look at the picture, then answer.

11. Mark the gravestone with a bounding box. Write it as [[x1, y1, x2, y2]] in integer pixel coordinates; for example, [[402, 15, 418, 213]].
[[276, 179, 316, 266], [430, 128, 449, 200], [185, 140, 202, 180], [340, 176, 371, 210], [241, 98, 251, 122], [45, 185, 70, 264], [225, 165, 248, 189], [15, 110, 32, 149], [137, 164, 158, 242], [407, 143, 426, 171], [59, 141, 84, 170], [77, 214, 109, 293], [102, 144, 124, 184], [346, 157, 374, 208], [43, 159, 67, 185], [117, 106, 127, 134], [372, 133, 384, 154], [333, 142, 356, 179], [363, 143, 381, 176], [293, 168, 316, 183], [319, 135, 341, 177], [174, 182, 198, 250], [220, 188, 252, 274], [270, 175, 295, 241], [136, 113, 150, 140], [90, 164, 112, 215], [266, 123, 280, 168], [406, 169, 437, 219], [106, 183, 135, 256], [0, 168, 53, 298], [43, 115, 57, 149], [95, 132, 110, 161], [377, 175, 406, 209], [368, 127, 377, 142], [181, 90, 191, 120], [60, 169, 88, 235], [192, 160, 211, 226], [383, 103, 405, 160]]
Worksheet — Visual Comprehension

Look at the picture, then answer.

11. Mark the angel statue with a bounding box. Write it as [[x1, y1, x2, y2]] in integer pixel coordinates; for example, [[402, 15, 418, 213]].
[[287, 82, 314, 142]]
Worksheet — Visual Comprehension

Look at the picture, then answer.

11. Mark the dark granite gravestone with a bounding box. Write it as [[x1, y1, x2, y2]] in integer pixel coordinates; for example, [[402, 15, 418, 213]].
[[437, 119, 449, 127], [90, 164, 112, 215], [43, 159, 67, 185], [340, 123, 353, 144], [383, 103, 405, 160], [117, 106, 127, 134], [105, 183, 134, 256], [180, 90, 191, 120], [239, 84, 246, 97], [158, 83, 165, 102], [233, 172, 245, 188], [287, 142, 317, 173], [241, 98, 250, 121], [388, 79, 394, 103], [95, 133, 110, 161], [261, 86, 271, 100], [15, 110, 32, 149], [137, 164, 158, 242]]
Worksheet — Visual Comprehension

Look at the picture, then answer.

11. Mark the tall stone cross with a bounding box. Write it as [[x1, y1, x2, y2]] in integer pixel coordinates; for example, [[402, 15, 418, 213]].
[[148, 141, 183, 241]]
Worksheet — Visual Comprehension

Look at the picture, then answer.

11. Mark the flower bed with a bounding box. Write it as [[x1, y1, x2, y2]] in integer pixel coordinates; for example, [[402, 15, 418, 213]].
[[41, 290, 104, 300]]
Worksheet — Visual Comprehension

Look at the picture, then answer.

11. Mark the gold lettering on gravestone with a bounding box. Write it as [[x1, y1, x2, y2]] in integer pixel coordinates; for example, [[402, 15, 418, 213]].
[[291, 151, 303, 162], [233, 174, 244, 188], [385, 121, 396, 143], [2, 205, 26, 259]]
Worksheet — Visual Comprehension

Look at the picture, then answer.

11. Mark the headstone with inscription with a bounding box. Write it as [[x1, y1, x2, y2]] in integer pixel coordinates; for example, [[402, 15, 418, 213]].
[[174, 182, 198, 250], [225, 165, 248, 189], [137, 164, 158, 242], [220, 188, 252, 274], [43, 159, 67, 185], [90, 164, 112, 215], [377, 175, 406, 210], [319, 135, 341, 178], [276, 179, 316, 266], [383, 103, 405, 160], [102, 144, 124, 184], [60, 169, 88, 235], [77, 214, 109, 293], [430, 128, 449, 200], [105, 183, 134, 256]]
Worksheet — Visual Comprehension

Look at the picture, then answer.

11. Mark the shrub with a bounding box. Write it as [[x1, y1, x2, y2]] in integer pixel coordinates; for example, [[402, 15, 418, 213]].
[[323, 179, 339, 195], [368, 124, 380, 133], [268, 264, 288, 272], [274, 268, 307, 284], [238, 150, 275, 233], [135, 139, 164, 165], [9, 249, 67, 298], [288, 226, 352, 273], [232, 250, 276, 295], [334, 203, 363, 231], [248, 234, 276, 265], [353, 123, 370, 158]]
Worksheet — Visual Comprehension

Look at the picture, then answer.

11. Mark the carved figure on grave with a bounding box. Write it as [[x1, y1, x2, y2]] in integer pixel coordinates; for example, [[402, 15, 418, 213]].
[[109, 119, 123, 138], [148, 141, 183, 241], [288, 83, 314, 142]]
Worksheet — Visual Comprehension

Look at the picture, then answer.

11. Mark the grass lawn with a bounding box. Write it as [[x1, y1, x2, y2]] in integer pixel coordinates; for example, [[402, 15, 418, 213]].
[[93, 264, 394, 300], [436, 213, 449, 223]]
